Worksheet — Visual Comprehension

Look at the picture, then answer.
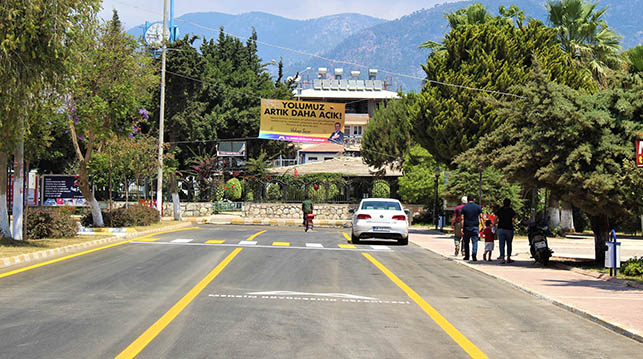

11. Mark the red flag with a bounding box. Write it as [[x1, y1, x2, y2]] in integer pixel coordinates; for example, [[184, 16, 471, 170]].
[[294, 167, 298, 178]]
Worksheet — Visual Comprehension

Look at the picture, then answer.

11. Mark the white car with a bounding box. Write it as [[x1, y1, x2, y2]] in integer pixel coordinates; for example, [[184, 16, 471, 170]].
[[350, 198, 409, 245]]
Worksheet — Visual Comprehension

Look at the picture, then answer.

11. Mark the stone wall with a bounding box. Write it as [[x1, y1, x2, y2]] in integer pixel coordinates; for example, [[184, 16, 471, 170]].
[[243, 203, 354, 220], [105, 201, 214, 217]]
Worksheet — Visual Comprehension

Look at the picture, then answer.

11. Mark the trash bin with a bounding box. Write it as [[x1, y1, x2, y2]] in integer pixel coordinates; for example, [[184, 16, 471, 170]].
[[605, 241, 621, 269]]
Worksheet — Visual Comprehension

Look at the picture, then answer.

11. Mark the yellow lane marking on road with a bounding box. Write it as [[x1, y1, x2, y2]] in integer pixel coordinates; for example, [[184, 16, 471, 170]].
[[338, 244, 356, 249], [272, 242, 290, 246], [205, 240, 225, 244], [246, 230, 267, 241], [115, 247, 242, 359], [0, 227, 200, 279], [342, 232, 352, 242], [362, 253, 488, 359]]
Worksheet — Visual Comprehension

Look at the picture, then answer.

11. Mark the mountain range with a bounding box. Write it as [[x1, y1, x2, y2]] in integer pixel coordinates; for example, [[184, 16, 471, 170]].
[[129, 0, 642, 91]]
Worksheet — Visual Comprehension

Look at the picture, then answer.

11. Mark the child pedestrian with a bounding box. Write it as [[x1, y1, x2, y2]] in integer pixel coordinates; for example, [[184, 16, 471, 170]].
[[482, 219, 496, 262]]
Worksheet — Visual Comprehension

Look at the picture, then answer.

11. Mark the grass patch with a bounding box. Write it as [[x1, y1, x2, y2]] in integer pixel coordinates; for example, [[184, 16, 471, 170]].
[[0, 235, 112, 259], [558, 259, 643, 285], [132, 220, 183, 232]]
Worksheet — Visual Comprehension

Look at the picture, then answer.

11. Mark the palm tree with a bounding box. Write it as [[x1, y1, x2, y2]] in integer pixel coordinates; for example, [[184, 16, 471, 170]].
[[418, 3, 493, 53], [546, 0, 624, 84]]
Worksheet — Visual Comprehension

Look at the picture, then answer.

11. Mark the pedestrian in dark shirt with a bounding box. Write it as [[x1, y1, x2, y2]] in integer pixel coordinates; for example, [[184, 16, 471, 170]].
[[494, 198, 517, 264], [460, 194, 483, 261], [452, 196, 467, 256]]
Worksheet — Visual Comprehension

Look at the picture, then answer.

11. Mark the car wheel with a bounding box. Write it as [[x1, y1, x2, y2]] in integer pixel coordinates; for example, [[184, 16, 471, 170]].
[[351, 231, 360, 244], [398, 236, 408, 245]]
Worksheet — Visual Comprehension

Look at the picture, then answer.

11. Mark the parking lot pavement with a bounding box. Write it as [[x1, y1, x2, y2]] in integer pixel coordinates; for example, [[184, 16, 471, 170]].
[[409, 229, 643, 343]]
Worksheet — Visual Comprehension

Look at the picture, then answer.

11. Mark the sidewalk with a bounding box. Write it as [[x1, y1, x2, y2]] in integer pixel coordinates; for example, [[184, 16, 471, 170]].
[[409, 229, 643, 343]]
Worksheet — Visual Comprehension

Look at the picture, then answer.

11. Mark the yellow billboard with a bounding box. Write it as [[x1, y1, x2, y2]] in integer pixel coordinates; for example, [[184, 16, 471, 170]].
[[259, 99, 346, 143]]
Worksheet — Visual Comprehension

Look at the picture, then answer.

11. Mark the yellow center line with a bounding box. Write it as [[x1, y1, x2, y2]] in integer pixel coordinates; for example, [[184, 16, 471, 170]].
[[115, 248, 242, 359], [0, 227, 200, 279], [362, 253, 487, 359], [342, 232, 352, 242], [246, 230, 267, 241]]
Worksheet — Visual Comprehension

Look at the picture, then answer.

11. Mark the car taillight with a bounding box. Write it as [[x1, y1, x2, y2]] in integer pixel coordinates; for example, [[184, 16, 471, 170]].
[[392, 215, 406, 221], [357, 214, 371, 220]]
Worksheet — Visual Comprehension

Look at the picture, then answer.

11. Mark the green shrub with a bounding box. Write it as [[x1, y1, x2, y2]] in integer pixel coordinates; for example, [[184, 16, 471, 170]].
[[327, 183, 340, 200], [213, 181, 225, 201], [225, 178, 242, 200], [372, 180, 390, 198], [81, 205, 160, 227], [245, 190, 254, 201], [266, 183, 282, 201], [307, 184, 326, 202], [26, 208, 78, 239], [621, 257, 643, 277]]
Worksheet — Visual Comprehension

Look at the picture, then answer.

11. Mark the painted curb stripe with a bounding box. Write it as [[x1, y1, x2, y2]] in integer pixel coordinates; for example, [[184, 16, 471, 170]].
[[246, 230, 266, 241], [0, 227, 200, 279], [272, 242, 290, 246], [362, 253, 487, 359], [115, 248, 242, 359], [205, 240, 225, 244]]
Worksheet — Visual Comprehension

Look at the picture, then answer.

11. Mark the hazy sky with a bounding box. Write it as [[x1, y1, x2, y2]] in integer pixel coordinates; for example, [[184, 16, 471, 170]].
[[99, 0, 457, 29]]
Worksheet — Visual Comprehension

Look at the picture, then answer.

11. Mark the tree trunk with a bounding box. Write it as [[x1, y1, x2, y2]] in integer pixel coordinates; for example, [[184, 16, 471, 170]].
[[0, 152, 10, 238], [589, 214, 610, 265], [125, 178, 129, 206], [170, 172, 182, 220], [640, 215, 643, 237], [78, 161, 104, 227], [12, 135, 24, 240], [548, 194, 560, 230], [560, 200, 575, 233]]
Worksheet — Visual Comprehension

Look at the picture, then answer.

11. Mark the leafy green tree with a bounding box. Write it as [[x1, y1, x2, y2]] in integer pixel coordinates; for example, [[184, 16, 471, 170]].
[[546, 0, 624, 84], [459, 66, 643, 264], [625, 45, 643, 75], [0, 0, 99, 238], [397, 145, 438, 204], [413, 7, 593, 166], [66, 11, 155, 226], [361, 93, 416, 170]]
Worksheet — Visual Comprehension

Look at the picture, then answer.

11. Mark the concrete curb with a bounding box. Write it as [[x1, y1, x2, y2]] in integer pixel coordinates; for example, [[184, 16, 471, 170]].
[[411, 240, 643, 344], [78, 227, 137, 234], [1, 222, 194, 270]]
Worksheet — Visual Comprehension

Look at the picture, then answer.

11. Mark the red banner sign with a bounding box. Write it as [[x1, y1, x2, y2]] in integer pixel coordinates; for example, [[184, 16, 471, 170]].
[[637, 139, 643, 168]]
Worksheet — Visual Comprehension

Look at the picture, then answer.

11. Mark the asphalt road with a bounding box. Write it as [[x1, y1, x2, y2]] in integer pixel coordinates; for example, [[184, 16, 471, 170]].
[[0, 225, 641, 358]]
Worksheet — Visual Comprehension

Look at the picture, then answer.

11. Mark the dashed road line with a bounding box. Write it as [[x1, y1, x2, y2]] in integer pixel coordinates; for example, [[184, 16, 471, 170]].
[[170, 239, 193, 243], [272, 242, 290, 246], [238, 241, 258, 246], [305, 243, 324, 248], [339, 244, 356, 249], [205, 240, 225, 244]]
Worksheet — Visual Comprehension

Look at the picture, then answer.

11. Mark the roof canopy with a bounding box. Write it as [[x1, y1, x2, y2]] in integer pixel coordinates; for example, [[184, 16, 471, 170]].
[[268, 156, 402, 177]]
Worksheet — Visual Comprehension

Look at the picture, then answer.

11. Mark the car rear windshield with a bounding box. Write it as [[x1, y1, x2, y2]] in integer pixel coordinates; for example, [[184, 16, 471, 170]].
[[360, 201, 401, 211]]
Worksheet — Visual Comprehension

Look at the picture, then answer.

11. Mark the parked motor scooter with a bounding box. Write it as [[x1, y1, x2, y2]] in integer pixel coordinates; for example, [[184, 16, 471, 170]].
[[524, 217, 554, 266]]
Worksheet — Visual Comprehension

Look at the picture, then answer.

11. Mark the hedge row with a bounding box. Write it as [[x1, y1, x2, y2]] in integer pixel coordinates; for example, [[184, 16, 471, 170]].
[[25, 208, 78, 239], [81, 204, 160, 227]]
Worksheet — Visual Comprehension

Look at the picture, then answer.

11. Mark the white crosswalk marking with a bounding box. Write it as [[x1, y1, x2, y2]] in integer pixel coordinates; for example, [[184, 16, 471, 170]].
[[305, 243, 324, 248], [238, 241, 258, 246], [370, 245, 390, 250], [171, 239, 193, 243]]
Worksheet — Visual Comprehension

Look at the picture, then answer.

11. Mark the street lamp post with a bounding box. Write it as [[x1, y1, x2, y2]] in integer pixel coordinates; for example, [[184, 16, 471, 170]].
[[434, 166, 440, 230]]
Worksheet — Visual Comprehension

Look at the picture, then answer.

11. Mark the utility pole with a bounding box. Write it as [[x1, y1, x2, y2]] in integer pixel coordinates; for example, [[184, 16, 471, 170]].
[[156, 0, 168, 216]]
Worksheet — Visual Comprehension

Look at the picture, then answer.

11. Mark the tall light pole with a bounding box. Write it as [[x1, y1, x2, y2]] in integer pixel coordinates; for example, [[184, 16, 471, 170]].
[[156, 0, 168, 215], [434, 166, 440, 230]]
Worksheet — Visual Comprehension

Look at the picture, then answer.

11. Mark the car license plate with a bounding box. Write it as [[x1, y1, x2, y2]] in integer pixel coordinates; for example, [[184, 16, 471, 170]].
[[535, 241, 546, 249], [373, 226, 390, 232]]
